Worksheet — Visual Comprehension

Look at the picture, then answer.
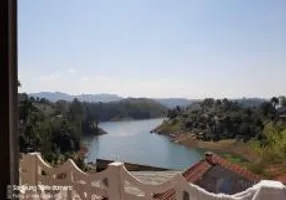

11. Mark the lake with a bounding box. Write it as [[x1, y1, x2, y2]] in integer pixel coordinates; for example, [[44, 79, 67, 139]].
[[83, 118, 204, 170]]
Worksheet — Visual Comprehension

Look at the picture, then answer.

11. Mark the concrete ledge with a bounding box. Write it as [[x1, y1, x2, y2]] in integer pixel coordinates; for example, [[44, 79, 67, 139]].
[[96, 159, 172, 172]]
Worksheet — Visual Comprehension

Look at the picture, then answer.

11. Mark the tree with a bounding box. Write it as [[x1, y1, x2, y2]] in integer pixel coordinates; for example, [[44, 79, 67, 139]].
[[222, 98, 231, 110], [202, 98, 215, 107], [279, 96, 286, 108], [68, 98, 85, 121], [222, 98, 229, 105], [185, 121, 193, 129], [260, 102, 274, 117], [40, 98, 49, 104], [258, 123, 286, 162], [19, 99, 39, 123], [19, 135, 27, 152], [270, 97, 279, 109], [54, 100, 69, 115], [167, 109, 178, 119], [239, 123, 250, 135], [215, 99, 222, 106], [29, 96, 35, 102], [176, 106, 181, 112]]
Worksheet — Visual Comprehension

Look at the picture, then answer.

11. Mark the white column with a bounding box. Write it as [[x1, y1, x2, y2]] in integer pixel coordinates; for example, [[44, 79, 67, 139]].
[[21, 153, 39, 185]]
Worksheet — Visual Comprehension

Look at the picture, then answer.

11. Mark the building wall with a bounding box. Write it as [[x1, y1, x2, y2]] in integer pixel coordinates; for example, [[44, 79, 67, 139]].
[[196, 166, 257, 195]]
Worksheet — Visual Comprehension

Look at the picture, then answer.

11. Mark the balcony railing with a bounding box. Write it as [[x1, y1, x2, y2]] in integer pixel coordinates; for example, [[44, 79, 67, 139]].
[[18, 153, 286, 200]]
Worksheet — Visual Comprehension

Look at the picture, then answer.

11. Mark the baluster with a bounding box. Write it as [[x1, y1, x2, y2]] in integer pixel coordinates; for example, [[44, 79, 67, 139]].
[[107, 162, 124, 200], [22, 153, 40, 199]]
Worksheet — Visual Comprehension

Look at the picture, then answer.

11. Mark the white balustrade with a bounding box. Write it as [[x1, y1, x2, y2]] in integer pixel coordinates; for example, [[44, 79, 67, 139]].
[[19, 153, 286, 200]]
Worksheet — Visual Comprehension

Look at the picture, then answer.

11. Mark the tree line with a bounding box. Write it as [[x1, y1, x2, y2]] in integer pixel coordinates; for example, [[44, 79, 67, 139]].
[[160, 96, 286, 142]]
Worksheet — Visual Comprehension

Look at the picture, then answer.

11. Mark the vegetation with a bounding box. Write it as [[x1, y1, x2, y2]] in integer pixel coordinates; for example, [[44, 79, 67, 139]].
[[156, 97, 286, 142], [82, 98, 167, 121], [248, 122, 286, 178], [19, 94, 91, 169]]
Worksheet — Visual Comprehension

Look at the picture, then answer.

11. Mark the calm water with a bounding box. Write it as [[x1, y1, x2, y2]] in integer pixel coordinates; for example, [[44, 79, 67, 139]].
[[83, 118, 204, 170]]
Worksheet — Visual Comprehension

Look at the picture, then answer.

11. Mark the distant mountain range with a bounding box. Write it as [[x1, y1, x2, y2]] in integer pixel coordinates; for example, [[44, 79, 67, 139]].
[[153, 98, 196, 108], [234, 98, 267, 108], [29, 92, 123, 103], [28, 92, 195, 108], [29, 92, 267, 109]]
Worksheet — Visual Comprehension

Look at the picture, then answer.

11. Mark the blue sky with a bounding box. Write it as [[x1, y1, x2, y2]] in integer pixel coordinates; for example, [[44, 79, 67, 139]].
[[18, 0, 286, 98]]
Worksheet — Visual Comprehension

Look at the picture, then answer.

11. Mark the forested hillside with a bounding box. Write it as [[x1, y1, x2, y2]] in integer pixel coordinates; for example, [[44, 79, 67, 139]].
[[156, 97, 286, 142], [81, 98, 167, 121]]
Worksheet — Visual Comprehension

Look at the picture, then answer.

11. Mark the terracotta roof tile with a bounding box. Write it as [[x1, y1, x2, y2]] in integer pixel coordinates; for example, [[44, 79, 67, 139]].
[[153, 152, 262, 200], [276, 174, 286, 185], [211, 153, 261, 181], [183, 160, 212, 183], [153, 159, 213, 200]]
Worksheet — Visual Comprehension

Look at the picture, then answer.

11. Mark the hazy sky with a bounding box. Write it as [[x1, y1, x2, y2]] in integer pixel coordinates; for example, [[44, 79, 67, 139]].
[[18, 0, 286, 99]]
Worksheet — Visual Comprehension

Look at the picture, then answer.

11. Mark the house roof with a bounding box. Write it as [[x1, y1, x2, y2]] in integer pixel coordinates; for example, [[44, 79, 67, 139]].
[[276, 174, 286, 185], [153, 152, 261, 200], [278, 107, 286, 114]]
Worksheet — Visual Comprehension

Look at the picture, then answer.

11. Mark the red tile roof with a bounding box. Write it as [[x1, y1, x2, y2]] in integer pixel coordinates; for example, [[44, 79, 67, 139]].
[[153, 160, 212, 200], [153, 152, 261, 200], [276, 174, 286, 185], [207, 153, 261, 181]]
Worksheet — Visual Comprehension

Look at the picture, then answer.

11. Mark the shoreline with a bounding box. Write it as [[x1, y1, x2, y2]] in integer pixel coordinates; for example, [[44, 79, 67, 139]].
[[179, 138, 258, 162], [154, 131, 259, 162]]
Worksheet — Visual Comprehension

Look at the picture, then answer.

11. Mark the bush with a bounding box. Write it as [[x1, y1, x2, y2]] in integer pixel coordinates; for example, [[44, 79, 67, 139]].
[[247, 161, 267, 176]]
